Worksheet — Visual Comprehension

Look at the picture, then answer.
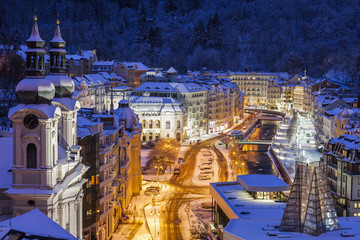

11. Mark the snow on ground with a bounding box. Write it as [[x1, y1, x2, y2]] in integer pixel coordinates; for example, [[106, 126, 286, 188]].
[[191, 149, 219, 186], [272, 113, 322, 179]]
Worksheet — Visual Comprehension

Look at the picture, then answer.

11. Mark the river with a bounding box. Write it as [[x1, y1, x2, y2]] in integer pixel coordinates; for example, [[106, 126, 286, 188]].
[[241, 121, 278, 175]]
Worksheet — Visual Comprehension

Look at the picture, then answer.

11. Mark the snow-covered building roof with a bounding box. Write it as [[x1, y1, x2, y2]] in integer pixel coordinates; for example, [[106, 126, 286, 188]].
[[210, 181, 287, 220], [115, 100, 139, 131], [122, 61, 149, 71], [237, 174, 289, 192], [223, 217, 359, 240], [0, 208, 77, 239]]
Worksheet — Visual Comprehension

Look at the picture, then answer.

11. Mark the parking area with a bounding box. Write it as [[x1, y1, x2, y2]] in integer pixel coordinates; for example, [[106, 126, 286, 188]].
[[192, 149, 219, 186]]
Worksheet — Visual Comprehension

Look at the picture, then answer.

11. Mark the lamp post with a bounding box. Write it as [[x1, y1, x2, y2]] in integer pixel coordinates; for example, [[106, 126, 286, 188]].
[[151, 196, 160, 240]]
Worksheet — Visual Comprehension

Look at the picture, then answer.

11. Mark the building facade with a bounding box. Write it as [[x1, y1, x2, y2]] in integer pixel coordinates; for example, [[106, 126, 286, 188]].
[[113, 62, 149, 89], [230, 72, 279, 107], [6, 17, 87, 238], [130, 96, 187, 141], [322, 134, 360, 217], [77, 100, 142, 240]]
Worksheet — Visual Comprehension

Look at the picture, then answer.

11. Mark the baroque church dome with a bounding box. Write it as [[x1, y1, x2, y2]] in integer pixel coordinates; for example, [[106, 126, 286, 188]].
[[115, 100, 139, 131]]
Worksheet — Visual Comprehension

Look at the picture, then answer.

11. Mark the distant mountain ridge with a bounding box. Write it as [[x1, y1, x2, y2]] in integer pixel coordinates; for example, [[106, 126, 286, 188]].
[[0, 0, 359, 80]]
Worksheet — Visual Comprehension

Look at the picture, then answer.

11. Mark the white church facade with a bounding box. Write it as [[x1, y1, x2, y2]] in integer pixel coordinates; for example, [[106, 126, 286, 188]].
[[5, 15, 87, 238]]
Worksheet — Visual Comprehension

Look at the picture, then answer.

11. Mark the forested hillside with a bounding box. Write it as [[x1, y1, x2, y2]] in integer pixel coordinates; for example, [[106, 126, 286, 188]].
[[1, 0, 360, 79]]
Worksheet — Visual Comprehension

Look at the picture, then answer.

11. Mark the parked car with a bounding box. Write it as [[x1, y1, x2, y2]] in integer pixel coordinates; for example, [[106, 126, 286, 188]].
[[198, 174, 211, 180], [144, 186, 160, 196], [199, 165, 212, 170], [174, 168, 180, 175], [178, 158, 184, 164]]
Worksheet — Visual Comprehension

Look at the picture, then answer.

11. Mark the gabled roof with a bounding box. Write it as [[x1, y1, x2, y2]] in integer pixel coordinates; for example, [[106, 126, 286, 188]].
[[0, 209, 77, 239]]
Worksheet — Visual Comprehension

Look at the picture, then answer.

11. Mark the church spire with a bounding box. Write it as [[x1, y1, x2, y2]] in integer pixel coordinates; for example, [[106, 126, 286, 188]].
[[26, 11, 44, 45], [49, 16, 66, 74], [25, 12, 46, 77], [47, 15, 75, 98], [50, 15, 65, 45]]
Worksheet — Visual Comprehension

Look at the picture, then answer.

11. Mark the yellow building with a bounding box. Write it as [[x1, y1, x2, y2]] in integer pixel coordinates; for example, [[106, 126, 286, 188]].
[[230, 72, 279, 108]]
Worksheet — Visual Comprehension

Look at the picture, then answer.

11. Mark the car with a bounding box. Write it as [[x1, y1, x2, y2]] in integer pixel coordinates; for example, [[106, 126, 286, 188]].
[[201, 170, 213, 175], [144, 186, 160, 196], [174, 168, 180, 175], [242, 126, 246, 130], [178, 158, 184, 164], [199, 165, 212, 170], [198, 174, 211, 180]]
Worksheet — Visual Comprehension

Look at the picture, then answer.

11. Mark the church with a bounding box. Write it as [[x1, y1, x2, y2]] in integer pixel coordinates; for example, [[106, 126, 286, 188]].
[[5, 15, 87, 238]]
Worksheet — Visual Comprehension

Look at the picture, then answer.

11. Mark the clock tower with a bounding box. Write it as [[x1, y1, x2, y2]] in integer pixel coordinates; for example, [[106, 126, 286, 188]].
[[7, 15, 87, 238]]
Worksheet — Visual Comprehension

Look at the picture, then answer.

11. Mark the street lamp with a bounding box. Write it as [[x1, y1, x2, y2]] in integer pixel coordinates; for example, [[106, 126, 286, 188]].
[[150, 196, 161, 240]]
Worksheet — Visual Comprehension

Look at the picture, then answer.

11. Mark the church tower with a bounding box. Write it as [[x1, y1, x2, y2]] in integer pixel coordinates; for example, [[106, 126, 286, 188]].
[[46, 17, 78, 148], [7, 15, 87, 239]]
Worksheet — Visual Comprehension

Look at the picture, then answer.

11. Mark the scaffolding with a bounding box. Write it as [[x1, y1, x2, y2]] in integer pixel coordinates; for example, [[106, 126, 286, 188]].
[[279, 162, 339, 236]]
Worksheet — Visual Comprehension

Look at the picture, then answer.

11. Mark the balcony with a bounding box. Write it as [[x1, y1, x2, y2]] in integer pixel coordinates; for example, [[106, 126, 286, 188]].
[[327, 173, 337, 181], [100, 190, 113, 205], [100, 176, 114, 189]]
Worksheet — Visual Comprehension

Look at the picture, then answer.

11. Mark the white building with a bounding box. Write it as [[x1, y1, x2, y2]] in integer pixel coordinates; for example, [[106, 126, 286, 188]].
[[129, 96, 187, 141], [4, 17, 87, 238]]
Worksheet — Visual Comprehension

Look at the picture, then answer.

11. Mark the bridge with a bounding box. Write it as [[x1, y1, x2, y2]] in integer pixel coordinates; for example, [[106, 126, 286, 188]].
[[257, 115, 284, 121], [235, 139, 272, 145], [245, 108, 286, 118]]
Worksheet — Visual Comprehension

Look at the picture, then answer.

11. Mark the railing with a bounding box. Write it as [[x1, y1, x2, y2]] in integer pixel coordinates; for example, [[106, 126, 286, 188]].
[[327, 173, 337, 181]]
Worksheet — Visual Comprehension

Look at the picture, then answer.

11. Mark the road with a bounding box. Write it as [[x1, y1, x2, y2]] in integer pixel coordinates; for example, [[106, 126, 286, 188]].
[[160, 120, 253, 239]]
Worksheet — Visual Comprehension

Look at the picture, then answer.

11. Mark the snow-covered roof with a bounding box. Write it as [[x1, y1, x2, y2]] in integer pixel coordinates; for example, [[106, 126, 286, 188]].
[[92, 61, 114, 66], [210, 181, 287, 220], [115, 100, 139, 131], [50, 21, 65, 43], [0, 208, 77, 239], [8, 104, 60, 119], [325, 107, 343, 116], [26, 18, 44, 43], [224, 217, 359, 240], [122, 61, 149, 71], [167, 67, 177, 73], [0, 137, 13, 189], [237, 174, 289, 192], [135, 82, 207, 93], [130, 96, 180, 104]]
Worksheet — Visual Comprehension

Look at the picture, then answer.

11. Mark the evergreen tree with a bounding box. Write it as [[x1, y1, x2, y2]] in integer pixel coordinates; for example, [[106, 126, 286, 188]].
[[193, 20, 206, 47], [135, 2, 149, 43], [207, 12, 222, 50]]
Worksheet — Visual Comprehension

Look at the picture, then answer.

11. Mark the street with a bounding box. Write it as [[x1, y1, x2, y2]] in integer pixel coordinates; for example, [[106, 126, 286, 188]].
[[114, 116, 280, 240]]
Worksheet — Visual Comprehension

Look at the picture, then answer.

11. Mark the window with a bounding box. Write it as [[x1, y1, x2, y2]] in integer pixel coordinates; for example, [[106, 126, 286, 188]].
[[354, 213, 358, 217], [166, 121, 170, 129], [27, 144, 37, 168], [358, 190, 360, 197], [177, 121, 181, 129], [355, 203, 358, 209]]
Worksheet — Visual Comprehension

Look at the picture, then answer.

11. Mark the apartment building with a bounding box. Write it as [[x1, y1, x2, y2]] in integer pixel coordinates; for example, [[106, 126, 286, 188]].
[[322, 134, 360, 217], [77, 101, 141, 240]]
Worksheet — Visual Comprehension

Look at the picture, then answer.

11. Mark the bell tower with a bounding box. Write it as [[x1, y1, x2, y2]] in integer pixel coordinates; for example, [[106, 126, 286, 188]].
[[7, 15, 87, 239]]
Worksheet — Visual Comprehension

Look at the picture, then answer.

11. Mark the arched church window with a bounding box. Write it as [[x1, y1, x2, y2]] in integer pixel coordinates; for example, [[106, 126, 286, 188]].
[[27, 143, 37, 168]]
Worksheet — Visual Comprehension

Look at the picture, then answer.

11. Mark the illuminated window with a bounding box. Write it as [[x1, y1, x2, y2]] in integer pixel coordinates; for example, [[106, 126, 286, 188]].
[[355, 203, 358, 209]]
